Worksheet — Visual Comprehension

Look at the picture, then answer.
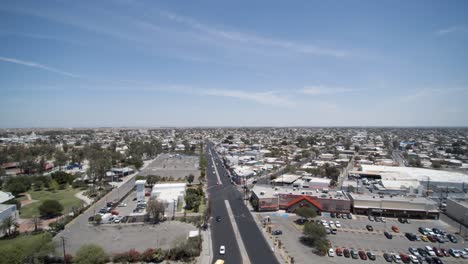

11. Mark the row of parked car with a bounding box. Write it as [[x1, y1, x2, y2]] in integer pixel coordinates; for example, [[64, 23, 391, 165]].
[[328, 247, 376, 260], [330, 212, 353, 219]]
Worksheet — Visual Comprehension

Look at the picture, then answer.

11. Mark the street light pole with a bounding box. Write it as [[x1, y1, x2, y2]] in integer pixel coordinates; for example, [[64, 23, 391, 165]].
[[61, 236, 66, 263]]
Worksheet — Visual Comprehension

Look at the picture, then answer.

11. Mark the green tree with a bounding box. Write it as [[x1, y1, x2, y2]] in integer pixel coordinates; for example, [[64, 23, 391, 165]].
[[32, 215, 41, 232], [94, 214, 102, 224], [38, 199, 63, 217], [147, 199, 166, 223], [295, 206, 317, 220], [74, 244, 108, 264], [186, 174, 195, 185], [49, 179, 59, 191], [301, 222, 328, 255], [54, 150, 68, 170]]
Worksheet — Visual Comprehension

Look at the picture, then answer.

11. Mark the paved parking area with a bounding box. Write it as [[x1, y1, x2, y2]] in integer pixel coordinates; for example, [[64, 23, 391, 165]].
[[258, 211, 468, 264], [138, 154, 200, 181], [61, 221, 197, 255]]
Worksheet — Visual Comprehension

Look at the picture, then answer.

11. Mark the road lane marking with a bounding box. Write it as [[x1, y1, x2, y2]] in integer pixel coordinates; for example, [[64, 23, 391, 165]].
[[209, 149, 222, 185], [225, 200, 251, 264]]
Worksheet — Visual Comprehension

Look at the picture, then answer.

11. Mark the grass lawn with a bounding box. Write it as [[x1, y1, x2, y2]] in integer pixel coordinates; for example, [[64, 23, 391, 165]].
[[20, 187, 82, 218], [0, 233, 49, 248]]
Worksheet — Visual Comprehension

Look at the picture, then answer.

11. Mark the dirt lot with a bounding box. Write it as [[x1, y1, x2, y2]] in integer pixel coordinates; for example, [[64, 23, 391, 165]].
[[138, 154, 200, 182]]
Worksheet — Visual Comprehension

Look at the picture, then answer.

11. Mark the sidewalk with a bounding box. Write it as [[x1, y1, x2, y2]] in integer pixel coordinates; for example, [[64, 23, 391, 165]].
[[74, 190, 93, 206], [197, 225, 213, 264], [245, 202, 286, 264]]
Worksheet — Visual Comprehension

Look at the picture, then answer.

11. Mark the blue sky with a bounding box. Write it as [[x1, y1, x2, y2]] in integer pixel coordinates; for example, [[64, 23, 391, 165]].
[[1, 0, 468, 128]]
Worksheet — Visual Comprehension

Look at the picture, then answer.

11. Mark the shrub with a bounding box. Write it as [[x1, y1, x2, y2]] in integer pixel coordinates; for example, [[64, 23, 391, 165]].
[[74, 244, 108, 264], [38, 199, 63, 217], [113, 249, 141, 263]]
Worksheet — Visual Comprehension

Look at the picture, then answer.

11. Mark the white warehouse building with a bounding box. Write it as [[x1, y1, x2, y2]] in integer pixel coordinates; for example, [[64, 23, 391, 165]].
[[151, 183, 186, 216]]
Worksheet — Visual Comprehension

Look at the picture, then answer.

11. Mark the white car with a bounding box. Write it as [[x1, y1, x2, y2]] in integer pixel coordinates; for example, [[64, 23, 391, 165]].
[[328, 248, 335, 257], [381, 217, 386, 223], [329, 221, 334, 225], [117, 203, 127, 207], [408, 255, 419, 263], [335, 221, 341, 228], [219, 245, 225, 255]]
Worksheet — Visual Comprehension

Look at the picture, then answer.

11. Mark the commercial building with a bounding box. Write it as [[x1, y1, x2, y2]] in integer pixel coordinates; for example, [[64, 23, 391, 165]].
[[250, 185, 351, 213], [135, 180, 146, 202], [445, 198, 468, 226], [150, 183, 186, 216], [348, 193, 439, 219], [0, 191, 18, 230]]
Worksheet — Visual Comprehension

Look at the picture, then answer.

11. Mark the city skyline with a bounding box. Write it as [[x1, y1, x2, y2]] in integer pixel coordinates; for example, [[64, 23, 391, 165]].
[[1, 0, 468, 128]]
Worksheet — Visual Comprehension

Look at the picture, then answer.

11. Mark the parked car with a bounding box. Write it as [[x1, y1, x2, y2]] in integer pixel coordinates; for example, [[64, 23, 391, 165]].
[[449, 248, 460, 257], [418, 248, 429, 257], [216, 216, 222, 222], [335, 248, 343, 256], [366, 225, 374, 231], [399, 253, 410, 263], [367, 251, 376, 261], [295, 218, 308, 225], [359, 250, 368, 260], [347, 213, 352, 219], [408, 254, 419, 263], [381, 217, 387, 223], [392, 253, 402, 263], [432, 257, 443, 264], [432, 228, 442, 234], [344, 248, 350, 258], [392, 226, 400, 233], [383, 253, 393, 262], [335, 221, 341, 228], [351, 248, 358, 259], [439, 248, 449, 257], [447, 234, 458, 243], [432, 247, 444, 257], [405, 232, 417, 241], [117, 203, 127, 207], [328, 248, 335, 257], [368, 215, 375, 221], [384, 231, 393, 239], [408, 248, 420, 257], [330, 212, 336, 218], [421, 235, 429, 242], [427, 235, 437, 243], [272, 230, 283, 235]]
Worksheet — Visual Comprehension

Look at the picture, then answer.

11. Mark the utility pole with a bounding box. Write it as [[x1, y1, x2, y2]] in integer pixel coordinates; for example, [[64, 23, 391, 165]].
[[172, 199, 176, 220], [61, 236, 66, 263]]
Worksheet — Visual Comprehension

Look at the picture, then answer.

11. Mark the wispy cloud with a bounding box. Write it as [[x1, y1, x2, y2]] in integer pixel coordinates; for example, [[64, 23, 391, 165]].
[[201, 88, 295, 107], [399, 87, 467, 102], [436, 26, 468, 35], [160, 11, 348, 58], [0, 56, 79, 78], [302, 85, 361, 95]]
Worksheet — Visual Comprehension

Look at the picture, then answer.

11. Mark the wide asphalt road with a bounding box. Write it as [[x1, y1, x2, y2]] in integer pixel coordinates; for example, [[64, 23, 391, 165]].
[[207, 141, 279, 264]]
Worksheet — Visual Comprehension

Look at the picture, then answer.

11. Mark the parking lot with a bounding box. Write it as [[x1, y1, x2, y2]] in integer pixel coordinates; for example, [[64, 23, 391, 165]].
[[257, 211, 468, 264], [138, 154, 200, 181], [61, 221, 198, 255]]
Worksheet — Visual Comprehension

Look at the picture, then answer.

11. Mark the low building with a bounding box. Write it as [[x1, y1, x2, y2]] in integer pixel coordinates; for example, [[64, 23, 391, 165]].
[[0, 204, 17, 223], [250, 185, 351, 213], [445, 198, 468, 226], [348, 193, 439, 219], [150, 183, 186, 215]]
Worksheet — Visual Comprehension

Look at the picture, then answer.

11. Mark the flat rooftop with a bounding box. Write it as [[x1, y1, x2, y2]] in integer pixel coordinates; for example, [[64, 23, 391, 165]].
[[360, 165, 468, 183], [252, 185, 348, 200]]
